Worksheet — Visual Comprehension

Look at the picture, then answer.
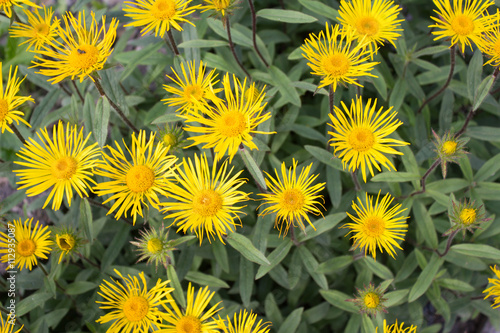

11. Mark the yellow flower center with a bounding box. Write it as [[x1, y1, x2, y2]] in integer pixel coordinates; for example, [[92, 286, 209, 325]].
[[17, 239, 36, 257], [494, 38, 500, 57], [57, 234, 75, 252], [356, 16, 380, 37], [163, 133, 177, 146], [460, 208, 477, 225], [0, 99, 8, 122], [152, 0, 176, 20], [122, 296, 149, 322], [126, 165, 156, 193], [176, 315, 202, 333], [184, 84, 204, 103], [213, 0, 231, 11], [348, 127, 375, 153], [281, 188, 305, 212], [441, 140, 457, 155], [451, 14, 474, 36], [363, 216, 385, 237], [363, 292, 380, 309], [51, 157, 78, 180], [217, 111, 247, 138], [322, 53, 350, 77], [68, 45, 99, 70], [147, 238, 163, 254], [193, 189, 222, 217], [34, 23, 50, 36]]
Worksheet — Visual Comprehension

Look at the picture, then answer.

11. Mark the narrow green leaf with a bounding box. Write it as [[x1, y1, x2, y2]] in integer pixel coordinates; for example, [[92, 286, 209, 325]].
[[167, 265, 186, 309], [467, 126, 500, 142], [212, 240, 230, 273], [240, 258, 254, 307], [412, 45, 449, 58], [450, 244, 500, 260], [304, 145, 344, 171], [412, 201, 438, 249], [385, 289, 409, 307], [277, 308, 303, 333], [474, 153, 500, 182], [185, 271, 230, 288], [298, 0, 340, 22], [436, 278, 475, 292], [256, 239, 293, 279], [268, 65, 301, 106], [389, 78, 407, 111], [297, 246, 328, 290], [120, 42, 163, 81], [101, 223, 131, 269], [257, 9, 317, 23], [371, 172, 420, 182], [362, 257, 394, 280], [473, 74, 495, 111], [467, 50, 483, 101], [30, 89, 60, 129], [361, 314, 376, 333], [408, 254, 444, 302], [93, 97, 110, 147], [80, 199, 93, 244], [317, 255, 353, 274], [17, 292, 53, 317], [65, 281, 97, 295], [177, 39, 228, 48], [368, 68, 387, 100], [239, 147, 267, 190], [320, 290, 358, 313], [227, 233, 270, 266], [297, 213, 346, 242]]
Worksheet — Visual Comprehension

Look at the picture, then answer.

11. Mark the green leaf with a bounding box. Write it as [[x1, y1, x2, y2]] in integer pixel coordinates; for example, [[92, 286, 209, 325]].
[[257, 9, 317, 23], [473, 74, 495, 111], [256, 239, 293, 279], [450, 244, 500, 260], [79, 199, 93, 244], [371, 172, 420, 182], [120, 42, 163, 81], [185, 271, 230, 288], [304, 145, 344, 171], [227, 233, 270, 266], [361, 314, 376, 333], [317, 255, 353, 274], [101, 223, 131, 269], [277, 308, 303, 333], [412, 201, 438, 249], [212, 240, 230, 273], [239, 147, 267, 190], [385, 289, 409, 307], [426, 178, 469, 193], [167, 265, 186, 309], [298, 0, 340, 22], [408, 254, 444, 302], [17, 292, 53, 317], [93, 97, 110, 147], [362, 257, 394, 280], [320, 290, 358, 313], [297, 246, 329, 290], [268, 66, 301, 106], [412, 45, 449, 58], [177, 39, 228, 48], [368, 68, 387, 100], [474, 153, 500, 182], [436, 278, 475, 292], [288, 47, 303, 60], [239, 258, 254, 307], [30, 89, 60, 129], [297, 213, 346, 242], [467, 49, 483, 102], [475, 182, 500, 201], [65, 281, 97, 295], [389, 78, 407, 111]]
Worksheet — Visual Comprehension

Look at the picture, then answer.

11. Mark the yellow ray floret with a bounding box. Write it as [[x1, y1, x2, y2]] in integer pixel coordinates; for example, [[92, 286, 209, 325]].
[[484, 265, 500, 308], [0, 0, 39, 18]]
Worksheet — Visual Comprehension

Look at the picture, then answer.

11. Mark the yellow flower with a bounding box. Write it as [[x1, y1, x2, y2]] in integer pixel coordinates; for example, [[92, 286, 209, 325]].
[[444, 199, 489, 238], [217, 310, 271, 333], [0, 312, 23, 333], [0, 63, 34, 134], [123, 0, 200, 38], [300, 23, 378, 91], [31, 10, 118, 84], [96, 269, 173, 332], [54, 228, 82, 264], [376, 319, 417, 333], [162, 153, 249, 243], [200, 0, 235, 17], [0, 0, 39, 18], [182, 73, 273, 161], [14, 121, 100, 210], [338, 0, 403, 56], [347, 283, 387, 316], [0, 218, 53, 271], [429, 0, 495, 53], [481, 10, 500, 67], [158, 283, 222, 333], [343, 191, 409, 260], [94, 130, 177, 225], [258, 159, 326, 236], [130, 226, 177, 269], [163, 60, 222, 114], [484, 265, 500, 308], [9, 5, 60, 51], [328, 96, 409, 182]]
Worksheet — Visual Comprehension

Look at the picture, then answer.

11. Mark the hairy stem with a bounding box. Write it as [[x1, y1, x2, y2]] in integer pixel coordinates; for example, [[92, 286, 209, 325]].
[[9, 124, 27, 145], [247, 0, 269, 67], [438, 229, 459, 257], [351, 170, 362, 192], [411, 158, 441, 197], [71, 80, 85, 103], [77, 252, 100, 269], [166, 29, 180, 56], [224, 16, 251, 79]]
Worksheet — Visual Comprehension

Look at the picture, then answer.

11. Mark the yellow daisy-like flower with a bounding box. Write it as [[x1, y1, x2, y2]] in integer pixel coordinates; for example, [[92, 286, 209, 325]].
[[481, 10, 500, 67], [0, 312, 23, 333], [123, 0, 200, 38], [182, 73, 273, 161], [0, 218, 53, 271], [31, 10, 118, 84], [54, 227, 82, 264], [158, 283, 222, 333], [217, 310, 271, 333], [258, 159, 326, 236], [14, 121, 100, 210], [343, 191, 409, 260], [162, 60, 222, 114], [376, 319, 417, 333], [162, 153, 249, 244], [0, 0, 39, 18], [200, 0, 235, 17], [429, 0, 495, 53], [94, 130, 177, 225], [0, 63, 34, 134], [484, 265, 500, 308], [96, 269, 173, 332], [328, 96, 410, 182], [301, 23, 378, 91], [338, 0, 403, 55], [9, 6, 60, 51]]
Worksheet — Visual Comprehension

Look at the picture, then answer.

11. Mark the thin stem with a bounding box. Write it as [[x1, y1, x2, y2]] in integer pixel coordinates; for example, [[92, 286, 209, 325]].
[[411, 158, 441, 197], [76, 252, 100, 269], [353, 252, 364, 261], [71, 80, 85, 103], [166, 29, 180, 56], [86, 197, 134, 225], [438, 229, 459, 257], [351, 171, 362, 192], [9, 124, 26, 145], [59, 82, 71, 96], [289, 227, 302, 246], [329, 84, 334, 117], [224, 16, 251, 79], [417, 45, 456, 114], [247, 0, 269, 67], [92, 78, 140, 134]]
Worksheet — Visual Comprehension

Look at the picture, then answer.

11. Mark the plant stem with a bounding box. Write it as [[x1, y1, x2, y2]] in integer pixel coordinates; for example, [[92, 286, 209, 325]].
[[166, 29, 180, 56], [411, 158, 441, 197], [351, 170, 362, 192], [76, 252, 100, 269], [59, 82, 71, 96], [417, 44, 456, 114], [86, 197, 134, 225], [9, 124, 26, 145], [71, 80, 85, 103], [329, 84, 334, 117], [224, 16, 251, 79], [290, 226, 302, 246], [247, 0, 269, 67], [92, 78, 140, 134], [438, 229, 459, 257]]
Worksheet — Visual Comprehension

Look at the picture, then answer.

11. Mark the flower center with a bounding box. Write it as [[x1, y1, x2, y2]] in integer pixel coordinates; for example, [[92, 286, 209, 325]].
[[68, 44, 99, 70], [281, 188, 305, 212], [184, 84, 204, 103], [126, 165, 156, 193], [0, 99, 8, 122], [17, 239, 36, 257], [193, 189, 222, 217], [460, 208, 476, 225], [152, 0, 176, 20], [35, 23, 50, 36], [163, 133, 177, 147], [217, 111, 247, 138], [147, 238, 163, 254], [356, 16, 380, 37], [363, 216, 385, 237], [57, 234, 75, 252], [322, 53, 350, 77], [176, 315, 202, 333], [51, 157, 78, 180], [122, 296, 149, 322], [363, 292, 380, 309], [451, 14, 474, 36], [348, 127, 375, 153], [494, 38, 500, 57], [441, 140, 457, 155]]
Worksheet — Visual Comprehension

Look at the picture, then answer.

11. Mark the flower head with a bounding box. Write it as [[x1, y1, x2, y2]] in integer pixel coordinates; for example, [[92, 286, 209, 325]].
[[182, 73, 273, 161], [14, 121, 100, 210], [258, 159, 326, 236], [347, 283, 388, 317], [158, 123, 186, 151], [200, 0, 237, 17], [484, 265, 500, 308], [444, 199, 490, 238], [217, 310, 271, 333], [338, 0, 403, 56], [301, 23, 378, 91], [343, 191, 409, 260], [53, 227, 82, 264], [94, 130, 177, 224], [0, 312, 23, 333], [376, 320, 417, 333], [123, 0, 200, 37], [31, 10, 118, 84], [0, 0, 39, 18], [328, 96, 409, 182], [0, 63, 34, 134], [481, 10, 500, 67], [9, 5, 60, 51], [162, 153, 249, 243], [432, 130, 469, 178], [0, 218, 53, 271], [429, 0, 495, 53], [96, 269, 173, 332]]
